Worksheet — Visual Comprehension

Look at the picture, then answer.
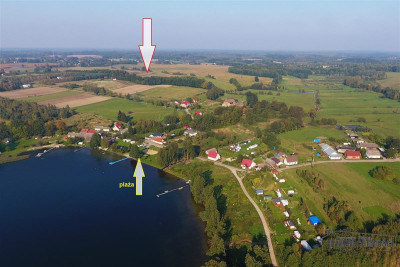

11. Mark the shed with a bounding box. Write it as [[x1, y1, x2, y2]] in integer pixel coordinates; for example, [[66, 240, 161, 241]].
[[263, 195, 272, 201], [256, 189, 264, 196]]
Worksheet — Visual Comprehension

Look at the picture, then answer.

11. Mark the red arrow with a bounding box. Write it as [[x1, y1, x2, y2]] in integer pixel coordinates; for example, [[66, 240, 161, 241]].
[[138, 18, 156, 73]]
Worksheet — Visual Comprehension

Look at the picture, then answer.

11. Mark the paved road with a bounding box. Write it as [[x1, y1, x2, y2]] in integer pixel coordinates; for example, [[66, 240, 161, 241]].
[[199, 158, 278, 267], [281, 158, 400, 171]]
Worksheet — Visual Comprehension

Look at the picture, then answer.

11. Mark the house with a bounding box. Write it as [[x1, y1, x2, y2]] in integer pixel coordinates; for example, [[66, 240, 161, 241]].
[[348, 132, 358, 139], [241, 159, 256, 169], [255, 189, 264, 196], [293, 231, 301, 239], [275, 189, 282, 198], [283, 211, 290, 218], [265, 158, 277, 168], [174, 100, 181, 105], [94, 126, 110, 132], [301, 240, 312, 251], [366, 148, 381, 159], [271, 157, 283, 166], [336, 146, 356, 154], [81, 129, 96, 134], [358, 142, 379, 150], [181, 100, 191, 108], [284, 220, 296, 230], [222, 99, 237, 107], [279, 177, 286, 183], [272, 198, 281, 206], [230, 144, 241, 152], [195, 110, 202, 116], [184, 129, 198, 137], [319, 143, 341, 160], [284, 155, 298, 165], [208, 150, 221, 161], [150, 132, 163, 138], [274, 152, 286, 158], [247, 144, 258, 150], [153, 137, 165, 145], [287, 190, 295, 196], [22, 84, 31, 88], [344, 150, 361, 159], [308, 215, 322, 226], [281, 199, 289, 206], [67, 131, 94, 142], [184, 126, 192, 130], [193, 97, 199, 103], [113, 123, 123, 132], [255, 163, 265, 171], [313, 138, 320, 143]]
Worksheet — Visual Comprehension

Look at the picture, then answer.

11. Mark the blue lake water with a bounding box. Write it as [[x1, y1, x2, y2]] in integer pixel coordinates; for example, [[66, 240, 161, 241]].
[[0, 148, 207, 266]]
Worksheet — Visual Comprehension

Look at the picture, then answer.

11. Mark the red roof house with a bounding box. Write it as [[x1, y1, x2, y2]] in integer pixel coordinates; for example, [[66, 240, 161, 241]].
[[195, 110, 202, 115], [181, 101, 191, 108], [241, 159, 256, 169], [344, 150, 361, 159], [184, 126, 192, 130], [208, 151, 221, 161]]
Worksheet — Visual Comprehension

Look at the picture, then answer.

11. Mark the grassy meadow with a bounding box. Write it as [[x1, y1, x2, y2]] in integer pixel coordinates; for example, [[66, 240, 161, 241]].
[[282, 162, 400, 226], [140, 85, 207, 100], [20, 90, 83, 103], [75, 98, 182, 121]]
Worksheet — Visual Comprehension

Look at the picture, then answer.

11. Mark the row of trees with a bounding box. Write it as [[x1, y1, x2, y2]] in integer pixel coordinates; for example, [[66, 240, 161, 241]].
[[344, 76, 400, 101]]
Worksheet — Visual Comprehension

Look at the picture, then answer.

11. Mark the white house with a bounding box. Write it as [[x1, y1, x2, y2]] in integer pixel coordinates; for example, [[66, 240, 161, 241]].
[[284, 155, 298, 166], [184, 129, 198, 137], [22, 84, 31, 88]]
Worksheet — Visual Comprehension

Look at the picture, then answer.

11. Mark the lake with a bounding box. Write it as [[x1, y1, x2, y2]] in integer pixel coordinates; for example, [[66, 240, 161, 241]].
[[0, 148, 207, 266]]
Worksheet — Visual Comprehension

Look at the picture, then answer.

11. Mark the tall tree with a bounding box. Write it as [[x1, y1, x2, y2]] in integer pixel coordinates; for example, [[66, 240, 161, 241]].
[[90, 133, 101, 148]]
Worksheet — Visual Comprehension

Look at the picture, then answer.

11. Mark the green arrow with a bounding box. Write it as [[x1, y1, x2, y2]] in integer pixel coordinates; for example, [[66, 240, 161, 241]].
[[133, 158, 145, 195]]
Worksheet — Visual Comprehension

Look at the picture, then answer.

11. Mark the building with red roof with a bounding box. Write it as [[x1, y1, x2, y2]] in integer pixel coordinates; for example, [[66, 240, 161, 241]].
[[195, 110, 202, 115], [241, 159, 256, 169], [180, 101, 191, 108], [208, 150, 221, 161], [184, 126, 192, 130], [344, 150, 361, 159], [153, 137, 165, 145]]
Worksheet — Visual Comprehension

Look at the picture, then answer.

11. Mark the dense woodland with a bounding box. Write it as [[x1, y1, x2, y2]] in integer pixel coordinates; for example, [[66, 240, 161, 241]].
[[0, 97, 74, 141]]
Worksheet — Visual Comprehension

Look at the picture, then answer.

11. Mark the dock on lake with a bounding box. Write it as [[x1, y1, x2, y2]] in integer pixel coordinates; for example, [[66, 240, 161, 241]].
[[156, 182, 190, 198]]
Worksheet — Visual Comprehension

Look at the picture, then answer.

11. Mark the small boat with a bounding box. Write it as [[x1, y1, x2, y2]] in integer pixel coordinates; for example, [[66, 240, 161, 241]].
[[36, 153, 43, 158]]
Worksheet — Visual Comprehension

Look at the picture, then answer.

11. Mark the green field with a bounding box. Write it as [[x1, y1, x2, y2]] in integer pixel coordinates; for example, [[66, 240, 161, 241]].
[[20, 90, 83, 103], [283, 162, 400, 225], [281, 75, 400, 137], [140, 86, 207, 100], [378, 72, 400, 90], [75, 98, 182, 121]]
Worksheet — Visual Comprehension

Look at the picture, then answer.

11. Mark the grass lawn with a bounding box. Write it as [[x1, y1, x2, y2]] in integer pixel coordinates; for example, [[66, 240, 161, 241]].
[[140, 86, 207, 100], [283, 162, 400, 224], [75, 98, 182, 121], [20, 90, 83, 103]]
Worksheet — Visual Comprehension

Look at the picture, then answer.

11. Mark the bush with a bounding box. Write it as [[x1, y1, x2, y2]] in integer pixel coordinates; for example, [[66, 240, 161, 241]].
[[369, 166, 394, 180]]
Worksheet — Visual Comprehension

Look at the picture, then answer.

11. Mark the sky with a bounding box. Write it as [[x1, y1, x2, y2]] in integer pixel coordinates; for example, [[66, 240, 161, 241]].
[[1, 0, 399, 52]]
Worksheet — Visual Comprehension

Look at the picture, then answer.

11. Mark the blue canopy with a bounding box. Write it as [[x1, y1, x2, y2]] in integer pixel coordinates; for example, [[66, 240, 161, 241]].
[[309, 215, 321, 225]]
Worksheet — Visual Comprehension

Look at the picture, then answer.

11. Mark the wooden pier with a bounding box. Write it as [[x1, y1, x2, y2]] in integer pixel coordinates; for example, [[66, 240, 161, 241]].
[[156, 183, 190, 198]]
